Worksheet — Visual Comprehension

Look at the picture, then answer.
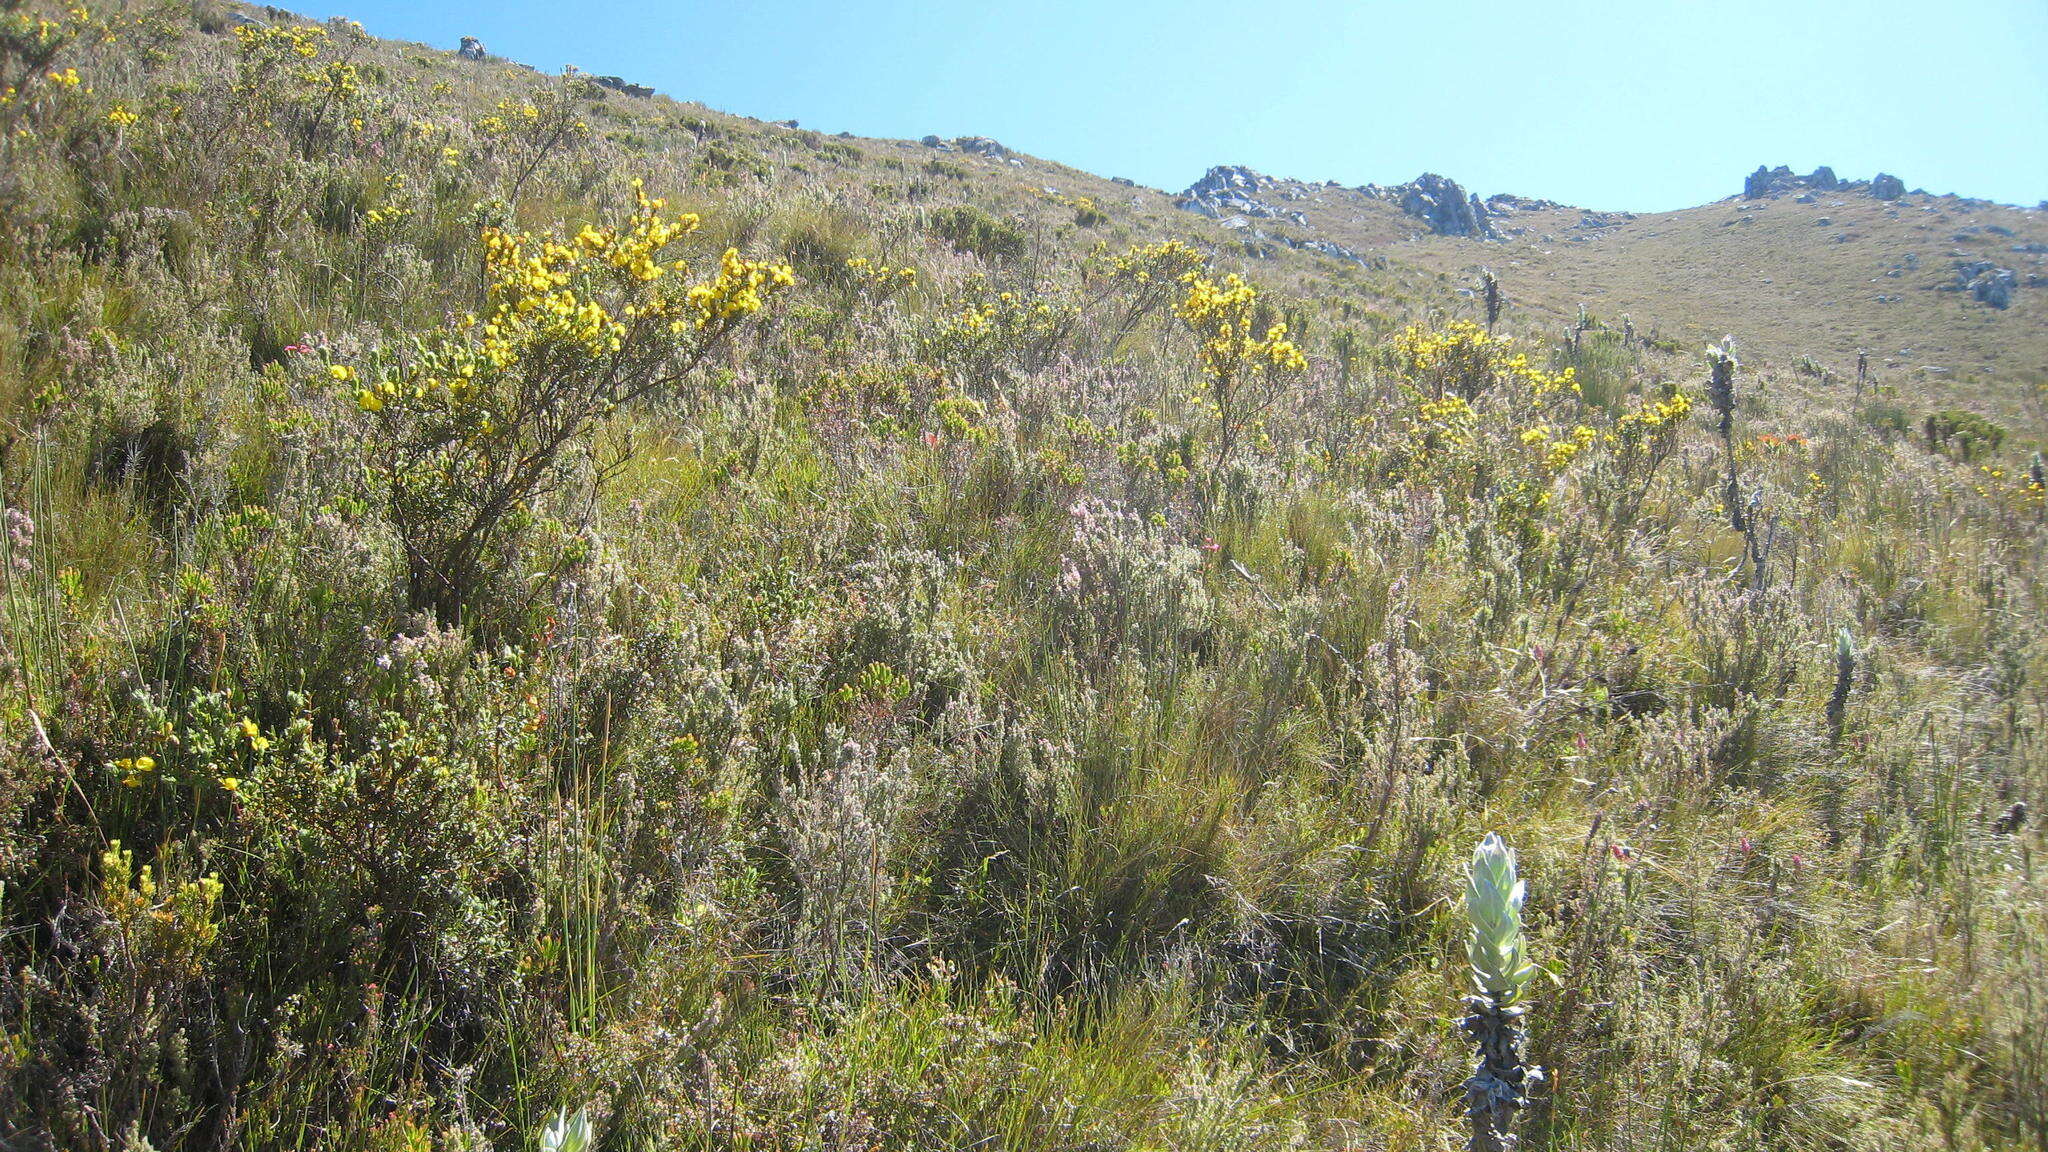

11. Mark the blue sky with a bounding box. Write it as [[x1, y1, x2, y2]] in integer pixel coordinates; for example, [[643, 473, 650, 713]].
[[330, 0, 2046, 211]]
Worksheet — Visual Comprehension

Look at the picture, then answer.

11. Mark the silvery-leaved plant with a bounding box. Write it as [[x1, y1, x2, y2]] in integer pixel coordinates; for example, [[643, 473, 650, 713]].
[[1466, 832, 1538, 1002], [539, 1107, 593, 1152]]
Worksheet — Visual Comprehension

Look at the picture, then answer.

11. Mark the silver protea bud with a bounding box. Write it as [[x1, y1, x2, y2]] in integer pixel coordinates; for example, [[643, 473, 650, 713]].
[[1467, 833, 1537, 1002]]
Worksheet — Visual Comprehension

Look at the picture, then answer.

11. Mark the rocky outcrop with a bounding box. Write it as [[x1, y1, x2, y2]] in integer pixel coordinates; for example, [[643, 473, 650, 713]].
[[1177, 166, 1306, 223], [1391, 173, 1496, 238], [1951, 261, 2018, 308], [1744, 165, 1846, 199], [1742, 165, 1914, 202], [458, 36, 486, 61], [591, 75, 654, 98], [1179, 166, 1509, 241], [1485, 193, 1563, 215], [920, 136, 1011, 159]]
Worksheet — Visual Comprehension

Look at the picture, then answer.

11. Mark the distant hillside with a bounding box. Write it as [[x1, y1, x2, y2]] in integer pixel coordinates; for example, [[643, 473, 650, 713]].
[[359, 17, 2048, 426]]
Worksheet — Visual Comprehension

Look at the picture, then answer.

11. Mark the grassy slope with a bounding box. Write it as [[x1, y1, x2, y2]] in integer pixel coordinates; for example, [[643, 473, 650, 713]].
[[434, 24, 2048, 426], [0, 5, 2043, 1152]]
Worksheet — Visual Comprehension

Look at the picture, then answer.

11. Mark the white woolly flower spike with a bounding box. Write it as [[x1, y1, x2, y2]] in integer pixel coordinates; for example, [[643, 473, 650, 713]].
[[1466, 833, 1538, 1002], [540, 1107, 593, 1152]]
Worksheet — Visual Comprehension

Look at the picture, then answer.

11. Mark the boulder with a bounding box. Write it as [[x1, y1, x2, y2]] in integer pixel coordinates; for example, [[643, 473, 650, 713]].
[[1954, 260, 2017, 308], [954, 136, 1009, 158], [458, 36, 486, 61], [1869, 173, 1906, 200]]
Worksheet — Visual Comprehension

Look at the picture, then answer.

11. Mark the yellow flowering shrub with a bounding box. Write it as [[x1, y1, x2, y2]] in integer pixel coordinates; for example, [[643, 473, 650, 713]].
[[229, 21, 368, 150], [0, 3, 96, 122], [361, 179, 794, 625], [474, 75, 595, 203], [1173, 269, 1307, 472], [97, 840, 224, 980], [1391, 320, 1578, 401], [843, 256, 918, 304], [923, 279, 1079, 380], [1085, 239, 1207, 348]]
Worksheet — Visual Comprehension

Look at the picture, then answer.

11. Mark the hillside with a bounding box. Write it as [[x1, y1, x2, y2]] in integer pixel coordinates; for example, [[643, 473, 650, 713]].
[[1160, 164, 2046, 423], [0, 5, 2044, 1152]]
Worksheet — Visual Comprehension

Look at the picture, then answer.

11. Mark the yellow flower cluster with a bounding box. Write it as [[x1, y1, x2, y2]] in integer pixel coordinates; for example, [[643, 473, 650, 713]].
[[1610, 385, 1694, 441], [1175, 272, 1308, 381], [98, 840, 224, 974], [105, 101, 137, 126], [687, 246, 798, 327], [360, 179, 792, 425], [844, 256, 918, 294], [232, 21, 322, 64], [1093, 239, 1206, 286], [940, 289, 1068, 342], [1520, 423, 1599, 471], [113, 753, 156, 787], [478, 97, 542, 136], [1391, 321, 1577, 400], [361, 173, 412, 230], [1409, 394, 1477, 449]]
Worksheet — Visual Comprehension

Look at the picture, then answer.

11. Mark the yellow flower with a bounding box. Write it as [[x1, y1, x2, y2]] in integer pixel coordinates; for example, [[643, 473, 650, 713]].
[[329, 364, 356, 382]]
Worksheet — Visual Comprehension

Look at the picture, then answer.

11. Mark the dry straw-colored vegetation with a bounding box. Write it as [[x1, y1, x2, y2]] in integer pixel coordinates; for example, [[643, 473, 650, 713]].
[[0, 3, 2043, 1150]]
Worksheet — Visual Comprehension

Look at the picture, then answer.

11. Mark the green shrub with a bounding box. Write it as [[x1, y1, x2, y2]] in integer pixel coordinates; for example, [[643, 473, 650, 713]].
[[926, 203, 1028, 263]]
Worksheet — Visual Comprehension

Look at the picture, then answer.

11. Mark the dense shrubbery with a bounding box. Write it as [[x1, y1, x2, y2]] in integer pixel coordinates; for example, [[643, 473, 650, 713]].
[[0, 5, 2043, 1151]]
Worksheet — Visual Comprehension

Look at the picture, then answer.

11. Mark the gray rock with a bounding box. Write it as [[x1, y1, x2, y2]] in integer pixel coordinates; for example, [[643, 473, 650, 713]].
[[1745, 164, 1848, 198], [1869, 173, 1906, 200], [458, 36, 486, 61], [919, 135, 952, 151], [591, 75, 655, 98], [1391, 173, 1497, 238], [1954, 260, 2017, 308], [1745, 165, 1798, 198], [1485, 193, 1563, 214], [1178, 166, 1290, 220], [954, 136, 1009, 158]]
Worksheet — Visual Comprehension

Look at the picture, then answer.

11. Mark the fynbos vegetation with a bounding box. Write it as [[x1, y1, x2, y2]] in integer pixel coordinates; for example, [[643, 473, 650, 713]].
[[0, 4, 2042, 1151]]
